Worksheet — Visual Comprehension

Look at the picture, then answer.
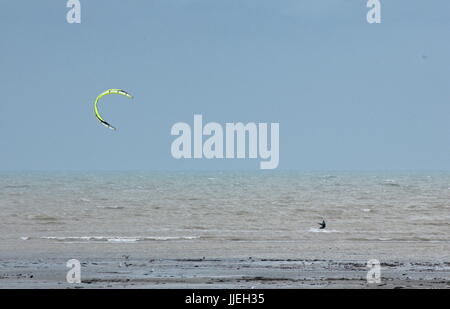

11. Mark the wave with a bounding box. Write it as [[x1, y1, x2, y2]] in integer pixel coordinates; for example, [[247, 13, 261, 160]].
[[29, 215, 59, 221], [3, 185, 32, 189], [21, 236, 200, 243], [308, 228, 340, 233], [28, 215, 62, 224], [347, 237, 446, 242], [320, 175, 337, 179], [96, 206, 125, 210], [381, 180, 401, 187]]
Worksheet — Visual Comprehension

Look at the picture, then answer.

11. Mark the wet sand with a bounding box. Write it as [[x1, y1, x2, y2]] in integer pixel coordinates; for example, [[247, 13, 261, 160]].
[[1, 256, 449, 289], [1, 237, 449, 288]]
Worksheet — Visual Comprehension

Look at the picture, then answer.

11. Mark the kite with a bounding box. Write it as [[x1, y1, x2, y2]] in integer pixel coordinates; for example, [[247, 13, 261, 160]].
[[93, 89, 133, 130]]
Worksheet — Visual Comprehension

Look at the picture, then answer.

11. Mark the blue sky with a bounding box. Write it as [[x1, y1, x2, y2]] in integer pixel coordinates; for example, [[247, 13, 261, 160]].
[[1, 0, 450, 171]]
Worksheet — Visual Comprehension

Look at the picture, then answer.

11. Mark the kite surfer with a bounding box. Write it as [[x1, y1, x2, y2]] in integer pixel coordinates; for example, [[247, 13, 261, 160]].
[[318, 220, 326, 229]]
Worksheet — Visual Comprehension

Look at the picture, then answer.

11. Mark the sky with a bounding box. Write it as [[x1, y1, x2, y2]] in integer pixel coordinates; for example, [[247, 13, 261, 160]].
[[1, 0, 450, 171]]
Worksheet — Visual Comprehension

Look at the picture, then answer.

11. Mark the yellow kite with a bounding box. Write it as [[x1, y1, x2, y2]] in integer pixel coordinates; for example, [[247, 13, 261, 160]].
[[93, 89, 133, 130]]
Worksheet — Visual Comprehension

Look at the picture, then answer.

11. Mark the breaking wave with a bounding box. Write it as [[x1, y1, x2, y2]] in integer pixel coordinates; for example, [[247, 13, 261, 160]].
[[308, 228, 340, 233], [21, 236, 201, 243]]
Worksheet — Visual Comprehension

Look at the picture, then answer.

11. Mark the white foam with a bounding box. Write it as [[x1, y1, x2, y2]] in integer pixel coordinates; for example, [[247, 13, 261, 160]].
[[35, 236, 200, 242], [308, 228, 340, 233], [107, 238, 139, 243]]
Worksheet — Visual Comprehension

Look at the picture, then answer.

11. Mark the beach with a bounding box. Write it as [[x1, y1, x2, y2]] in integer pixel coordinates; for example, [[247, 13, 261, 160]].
[[1, 254, 449, 289], [0, 172, 449, 288]]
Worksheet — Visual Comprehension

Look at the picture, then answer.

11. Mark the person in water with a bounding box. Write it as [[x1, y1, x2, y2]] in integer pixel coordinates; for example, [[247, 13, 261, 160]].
[[318, 220, 326, 229]]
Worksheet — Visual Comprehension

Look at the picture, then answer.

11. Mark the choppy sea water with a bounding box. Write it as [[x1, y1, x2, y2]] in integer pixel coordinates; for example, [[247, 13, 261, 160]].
[[0, 172, 449, 260]]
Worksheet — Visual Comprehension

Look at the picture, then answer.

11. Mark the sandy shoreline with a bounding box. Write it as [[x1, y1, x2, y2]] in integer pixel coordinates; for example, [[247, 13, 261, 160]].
[[1, 238, 449, 288], [1, 256, 449, 289]]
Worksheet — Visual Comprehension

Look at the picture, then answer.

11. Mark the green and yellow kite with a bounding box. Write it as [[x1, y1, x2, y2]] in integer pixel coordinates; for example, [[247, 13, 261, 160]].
[[93, 89, 133, 130]]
